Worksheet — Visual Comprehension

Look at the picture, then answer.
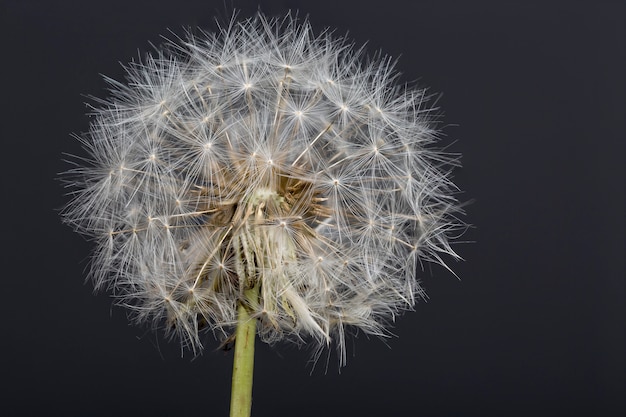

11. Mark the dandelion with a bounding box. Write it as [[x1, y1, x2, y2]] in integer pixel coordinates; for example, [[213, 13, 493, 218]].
[[62, 11, 464, 417]]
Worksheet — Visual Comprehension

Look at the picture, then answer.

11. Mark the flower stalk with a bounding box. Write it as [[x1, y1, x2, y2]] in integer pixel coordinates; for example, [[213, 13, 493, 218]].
[[230, 285, 259, 417]]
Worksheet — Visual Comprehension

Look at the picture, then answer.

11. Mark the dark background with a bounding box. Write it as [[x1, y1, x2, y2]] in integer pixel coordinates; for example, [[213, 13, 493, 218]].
[[1, 0, 623, 416]]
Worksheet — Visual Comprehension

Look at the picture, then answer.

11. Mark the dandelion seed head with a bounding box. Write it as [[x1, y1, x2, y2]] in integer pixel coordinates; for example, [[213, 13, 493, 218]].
[[61, 12, 464, 363]]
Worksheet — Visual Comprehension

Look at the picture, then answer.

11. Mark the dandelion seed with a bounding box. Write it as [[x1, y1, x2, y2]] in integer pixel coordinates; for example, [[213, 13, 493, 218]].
[[61, 11, 465, 417]]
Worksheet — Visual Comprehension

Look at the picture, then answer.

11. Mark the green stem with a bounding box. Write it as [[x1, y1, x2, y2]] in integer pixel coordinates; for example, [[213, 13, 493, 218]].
[[229, 287, 258, 417]]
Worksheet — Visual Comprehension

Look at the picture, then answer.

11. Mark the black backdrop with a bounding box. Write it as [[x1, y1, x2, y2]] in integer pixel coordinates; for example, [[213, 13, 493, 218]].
[[1, 1, 623, 416]]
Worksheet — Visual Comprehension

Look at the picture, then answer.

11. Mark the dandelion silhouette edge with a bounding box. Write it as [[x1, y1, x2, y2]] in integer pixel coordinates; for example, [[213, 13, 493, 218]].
[[61, 12, 464, 363]]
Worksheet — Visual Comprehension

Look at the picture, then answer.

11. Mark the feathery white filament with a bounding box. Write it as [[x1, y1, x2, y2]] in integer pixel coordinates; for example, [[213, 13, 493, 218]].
[[61, 12, 463, 363]]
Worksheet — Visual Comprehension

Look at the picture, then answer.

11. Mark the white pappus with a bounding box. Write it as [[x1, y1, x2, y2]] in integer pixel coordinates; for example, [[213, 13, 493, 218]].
[[61, 11, 465, 364]]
